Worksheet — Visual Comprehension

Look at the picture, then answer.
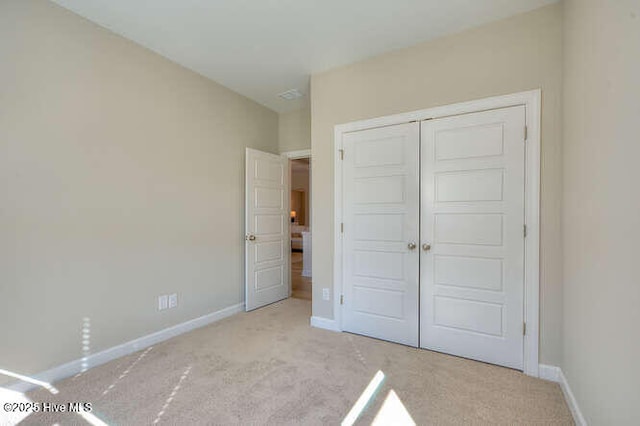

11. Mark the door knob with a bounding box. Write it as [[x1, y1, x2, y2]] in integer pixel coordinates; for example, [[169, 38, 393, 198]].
[[422, 243, 431, 251], [245, 234, 256, 241], [407, 242, 416, 250]]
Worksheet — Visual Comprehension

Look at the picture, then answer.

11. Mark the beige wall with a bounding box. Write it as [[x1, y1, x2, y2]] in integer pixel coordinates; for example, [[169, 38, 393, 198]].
[[0, 0, 278, 381], [562, 0, 640, 423], [310, 4, 563, 365], [278, 107, 311, 153]]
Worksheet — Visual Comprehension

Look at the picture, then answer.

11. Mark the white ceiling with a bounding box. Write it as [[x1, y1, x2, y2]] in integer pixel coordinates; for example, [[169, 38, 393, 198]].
[[52, 0, 557, 113]]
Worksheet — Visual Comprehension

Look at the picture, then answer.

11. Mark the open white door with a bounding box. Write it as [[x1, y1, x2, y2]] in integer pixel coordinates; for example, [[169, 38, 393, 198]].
[[245, 148, 289, 311], [420, 106, 526, 369], [341, 122, 420, 346]]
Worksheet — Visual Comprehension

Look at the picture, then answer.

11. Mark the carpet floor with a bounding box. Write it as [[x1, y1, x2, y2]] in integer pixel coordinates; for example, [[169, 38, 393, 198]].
[[23, 298, 572, 425]]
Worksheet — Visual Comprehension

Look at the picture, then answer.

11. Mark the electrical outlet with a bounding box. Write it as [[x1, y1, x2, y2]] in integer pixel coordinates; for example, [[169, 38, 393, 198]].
[[158, 295, 168, 311], [168, 293, 178, 309], [322, 288, 330, 301]]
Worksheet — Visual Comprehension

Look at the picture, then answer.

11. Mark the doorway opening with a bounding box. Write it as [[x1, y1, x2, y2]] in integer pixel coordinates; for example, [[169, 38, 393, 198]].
[[244, 148, 311, 311], [288, 156, 311, 301]]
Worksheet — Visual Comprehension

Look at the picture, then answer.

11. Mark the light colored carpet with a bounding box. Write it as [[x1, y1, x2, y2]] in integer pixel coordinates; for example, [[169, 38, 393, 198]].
[[23, 298, 572, 425]]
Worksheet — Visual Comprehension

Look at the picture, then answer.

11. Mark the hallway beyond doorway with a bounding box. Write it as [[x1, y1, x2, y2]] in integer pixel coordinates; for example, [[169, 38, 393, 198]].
[[291, 252, 311, 301]]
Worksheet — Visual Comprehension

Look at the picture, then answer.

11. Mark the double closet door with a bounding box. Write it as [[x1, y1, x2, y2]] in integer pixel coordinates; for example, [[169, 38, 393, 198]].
[[341, 106, 526, 370]]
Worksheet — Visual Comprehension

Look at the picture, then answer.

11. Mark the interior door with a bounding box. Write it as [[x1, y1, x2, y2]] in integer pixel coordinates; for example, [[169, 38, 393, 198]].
[[245, 148, 289, 311], [420, 106, 526, 369], [342, 122, 420, 346]]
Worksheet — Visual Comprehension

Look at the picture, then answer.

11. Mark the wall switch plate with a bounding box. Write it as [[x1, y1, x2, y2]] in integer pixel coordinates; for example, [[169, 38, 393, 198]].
[[322, 288, 330, 301], [158, 295, 168, 311], [168, 293, 178, 309]]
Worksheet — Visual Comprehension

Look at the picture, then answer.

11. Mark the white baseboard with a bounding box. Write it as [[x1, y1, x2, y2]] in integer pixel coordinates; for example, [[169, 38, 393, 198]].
[[538, 364, 561, 382], [539, 364, 587, 426], [310, 316, 340, 332], [6, 302, 244, 393]]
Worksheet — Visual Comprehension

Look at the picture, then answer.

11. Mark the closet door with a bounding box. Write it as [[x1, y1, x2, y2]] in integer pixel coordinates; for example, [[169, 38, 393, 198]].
[[420, 106, 526, 369], [342, 122, 420, 346]]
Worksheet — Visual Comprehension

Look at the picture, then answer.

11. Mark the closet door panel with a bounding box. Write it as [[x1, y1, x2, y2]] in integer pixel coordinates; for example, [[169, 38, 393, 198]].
[[420, 106, 526, 369], [342, 122, 420, 346]]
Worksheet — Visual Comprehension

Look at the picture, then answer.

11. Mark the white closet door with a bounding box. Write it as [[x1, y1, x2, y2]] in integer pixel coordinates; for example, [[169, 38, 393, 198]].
[[342, 122, 420, 346], [245, 148, 289, 311], [420, 106, 526, 369]]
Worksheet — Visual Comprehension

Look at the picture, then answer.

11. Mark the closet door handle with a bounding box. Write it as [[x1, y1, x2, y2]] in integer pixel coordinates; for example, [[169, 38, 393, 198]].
[[422, 243, 431, 251], [407, 242, 416, 250]]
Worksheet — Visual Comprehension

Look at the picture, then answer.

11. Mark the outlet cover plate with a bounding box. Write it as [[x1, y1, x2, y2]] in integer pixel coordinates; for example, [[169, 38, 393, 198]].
[[322, 288, 330, 301], [158, 295, 168, 310], [168, 293, 178, 309]]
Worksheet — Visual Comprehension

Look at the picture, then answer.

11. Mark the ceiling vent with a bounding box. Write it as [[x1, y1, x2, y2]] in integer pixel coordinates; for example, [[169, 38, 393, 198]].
[[277, 89, 304, 101]]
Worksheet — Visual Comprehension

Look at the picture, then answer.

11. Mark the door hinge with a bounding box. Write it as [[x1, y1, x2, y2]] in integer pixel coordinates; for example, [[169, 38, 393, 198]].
[[523, 224, 527, 238], [339, 149, 344, 160], [524, 126, 528, 141], [523, 322, 527, 335], [341, 222, 344, 233], [340, 295, 344, 305]]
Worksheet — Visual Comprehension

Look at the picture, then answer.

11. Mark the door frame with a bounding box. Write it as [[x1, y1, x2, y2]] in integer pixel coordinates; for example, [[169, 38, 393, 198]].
[[281, 149, 312, 298], [333, 90, 541, 377]]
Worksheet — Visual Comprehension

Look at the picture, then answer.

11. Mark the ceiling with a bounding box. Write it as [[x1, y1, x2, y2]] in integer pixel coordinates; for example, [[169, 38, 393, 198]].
[[52, 0, 557, 113]]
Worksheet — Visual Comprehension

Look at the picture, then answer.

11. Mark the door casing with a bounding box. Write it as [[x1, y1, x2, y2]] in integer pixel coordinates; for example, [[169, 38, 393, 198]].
[[332, 90, 541, 377]]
